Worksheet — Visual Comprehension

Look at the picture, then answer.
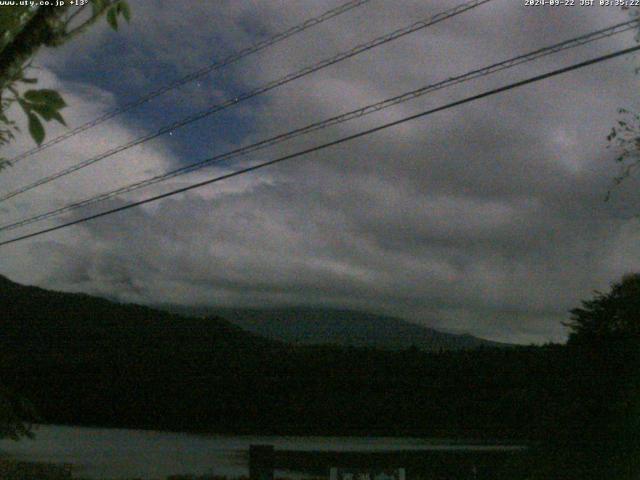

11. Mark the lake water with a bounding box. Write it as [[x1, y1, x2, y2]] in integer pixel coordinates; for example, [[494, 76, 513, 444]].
[[0, 425, 523, 479]]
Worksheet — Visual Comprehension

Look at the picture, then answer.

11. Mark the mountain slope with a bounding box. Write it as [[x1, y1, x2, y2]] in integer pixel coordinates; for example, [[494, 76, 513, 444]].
[[1, 274, 547, 439], [0, 274, 283, 431], [188, 307, 507, 351], [0, 274, 274, 355]]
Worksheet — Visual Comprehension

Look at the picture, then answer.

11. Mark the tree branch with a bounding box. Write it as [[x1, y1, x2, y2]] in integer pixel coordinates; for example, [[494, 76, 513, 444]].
[[0, 6, 68, 91]]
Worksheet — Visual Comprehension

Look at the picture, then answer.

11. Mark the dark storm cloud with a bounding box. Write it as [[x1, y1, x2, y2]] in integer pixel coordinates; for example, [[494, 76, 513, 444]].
[[2, 0, 640, 343]]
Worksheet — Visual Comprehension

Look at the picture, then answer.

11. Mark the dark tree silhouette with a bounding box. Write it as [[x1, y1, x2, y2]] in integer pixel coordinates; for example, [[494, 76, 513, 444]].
[[565, 273, 640, 344], [530, 273, 640, 480]]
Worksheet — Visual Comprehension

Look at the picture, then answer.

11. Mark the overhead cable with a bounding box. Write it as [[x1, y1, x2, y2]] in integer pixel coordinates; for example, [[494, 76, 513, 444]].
[[1, 19, 637, 234], [1, 43, 638, 247], [0, 0, 493, 203], [5, 0, 373, 166]]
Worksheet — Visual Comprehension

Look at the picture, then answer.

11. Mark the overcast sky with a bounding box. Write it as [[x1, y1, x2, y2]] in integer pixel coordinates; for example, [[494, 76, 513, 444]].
[[1, 0, 640, 344]]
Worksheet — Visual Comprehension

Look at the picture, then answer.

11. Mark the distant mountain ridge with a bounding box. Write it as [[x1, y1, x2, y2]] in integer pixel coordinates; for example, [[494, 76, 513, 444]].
[[0, 273, 560, 440], [0, 274, 275, 352], [168, 306, 508, 351]]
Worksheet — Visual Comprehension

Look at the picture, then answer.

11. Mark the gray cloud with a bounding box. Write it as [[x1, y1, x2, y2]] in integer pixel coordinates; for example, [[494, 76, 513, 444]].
[[2, 0, 640, 344]]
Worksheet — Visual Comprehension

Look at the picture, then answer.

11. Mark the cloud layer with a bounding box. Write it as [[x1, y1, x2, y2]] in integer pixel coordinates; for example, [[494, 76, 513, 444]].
[[2, 0, 640, 343]]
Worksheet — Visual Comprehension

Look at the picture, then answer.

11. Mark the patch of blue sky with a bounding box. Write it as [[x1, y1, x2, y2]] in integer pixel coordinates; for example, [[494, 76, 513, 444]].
[[54, 41, 266, 166], [41, 6, 305, 183], [162, 111, 260, 169], [52, 33, 143, 103]]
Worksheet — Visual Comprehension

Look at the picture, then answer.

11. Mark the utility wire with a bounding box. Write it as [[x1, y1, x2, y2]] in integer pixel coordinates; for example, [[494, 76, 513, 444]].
[[0, 0, 493, 204], [1, 43, 638, 248], [5, 0, 373, 166], [0, 19, 637, 234]]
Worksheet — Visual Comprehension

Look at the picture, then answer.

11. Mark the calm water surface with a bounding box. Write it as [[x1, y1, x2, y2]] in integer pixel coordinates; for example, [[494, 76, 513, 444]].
[[0, 425, 521, 479]]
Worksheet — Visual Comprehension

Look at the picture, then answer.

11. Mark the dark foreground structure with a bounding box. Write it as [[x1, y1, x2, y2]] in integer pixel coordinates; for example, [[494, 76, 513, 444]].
[[249, 444, 527, 480]]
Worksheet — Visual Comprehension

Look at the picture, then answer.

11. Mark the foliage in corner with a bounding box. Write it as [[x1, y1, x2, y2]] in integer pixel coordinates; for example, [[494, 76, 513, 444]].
[[606, 5, 640, 200], [0, 0, 131, 167], [606, 109, 640, 201], [0, 0, 131, 443], [0, 384, 38, 441]]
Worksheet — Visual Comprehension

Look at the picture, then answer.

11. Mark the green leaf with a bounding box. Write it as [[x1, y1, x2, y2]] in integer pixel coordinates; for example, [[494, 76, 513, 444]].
[[27, 112, 44, 145], [31, 103, 67, 126], [107, 7, 118, 30], [20, 77, 37, 84], [23, 89, 66, 109], [118, 1, 131, 22], [91, 0, 109, 16], [17, 98, 31, 114], [49, 110, 66, 126]]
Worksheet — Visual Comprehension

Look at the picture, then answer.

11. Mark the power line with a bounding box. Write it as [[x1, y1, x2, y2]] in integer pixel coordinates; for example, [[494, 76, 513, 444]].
[[0, 0, 493, 204], [1, 43, 638, 248], [1, 19, 637, 234], [5, 0, 373, 166]]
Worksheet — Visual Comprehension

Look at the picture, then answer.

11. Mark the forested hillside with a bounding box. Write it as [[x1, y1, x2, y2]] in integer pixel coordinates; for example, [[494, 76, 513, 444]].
[[0, 274, 634, 453], [185, 306, 508, 350]]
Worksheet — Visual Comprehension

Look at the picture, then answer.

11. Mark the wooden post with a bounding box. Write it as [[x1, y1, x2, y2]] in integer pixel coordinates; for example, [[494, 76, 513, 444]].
[[250, 444, 275, 480]]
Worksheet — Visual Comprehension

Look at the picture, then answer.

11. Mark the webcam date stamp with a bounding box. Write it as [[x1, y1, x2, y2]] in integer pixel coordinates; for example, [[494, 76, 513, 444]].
[[0, 0, 88, 7], [524, 0, 640, 6]]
